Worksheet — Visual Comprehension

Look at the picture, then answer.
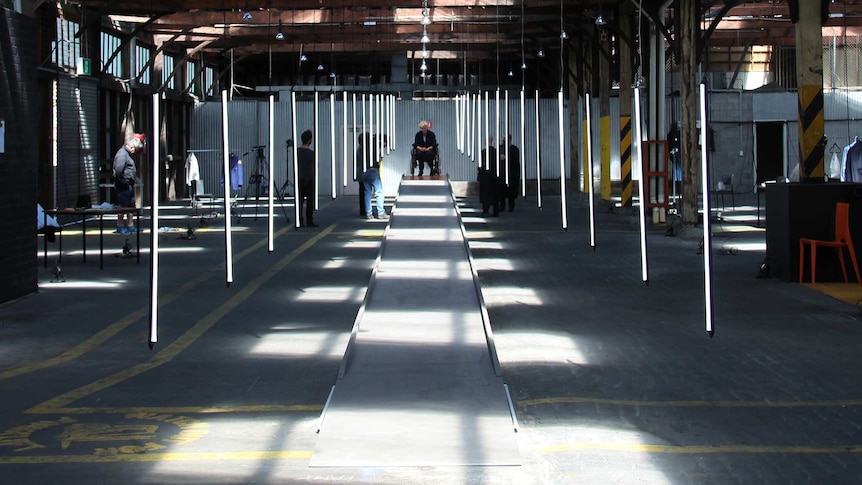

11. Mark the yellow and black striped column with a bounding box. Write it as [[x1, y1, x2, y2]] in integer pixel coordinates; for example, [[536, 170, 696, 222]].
[[618, 8, 634, 207], [620, 116, 633, 207], [797, 85, 824, 181], [793, 0, 826, 182]]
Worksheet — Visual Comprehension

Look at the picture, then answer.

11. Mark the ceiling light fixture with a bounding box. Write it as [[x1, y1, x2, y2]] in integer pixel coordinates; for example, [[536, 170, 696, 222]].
[[275, 22, 285, 40], [595, 15, 606, 26], [420, 60, 427, 71], [421, 29, 430, 44], [508, 69, 514, 77], [560, 30, 568, 39], [300, 54, 307, 62], [537, 48, 545, 58], [317, 64, 325, 71], [242, 1, 252, 20]]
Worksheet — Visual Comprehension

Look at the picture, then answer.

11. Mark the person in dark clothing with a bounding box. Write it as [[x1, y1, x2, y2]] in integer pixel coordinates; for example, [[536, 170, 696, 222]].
[[499, 134, 521, 212], [412, 120, 438, 176], [113, 136, 143, 234], [297, 129, 318, 228], [478, 136, 500, 217], [356, 133, 368, 217]]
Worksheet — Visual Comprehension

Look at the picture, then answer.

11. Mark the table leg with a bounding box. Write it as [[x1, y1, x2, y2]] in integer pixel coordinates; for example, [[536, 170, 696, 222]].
[[99, 214, 104, 270], [82, 215, 87, 263], [136, 210, 141, 265], [43, 212, 48, 268], [756, 190, 761, 227]]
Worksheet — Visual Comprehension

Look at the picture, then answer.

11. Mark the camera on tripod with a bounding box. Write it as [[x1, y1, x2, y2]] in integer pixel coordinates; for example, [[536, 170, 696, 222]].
[[285, 139, 294, 149], [251, 145, 266, 159]]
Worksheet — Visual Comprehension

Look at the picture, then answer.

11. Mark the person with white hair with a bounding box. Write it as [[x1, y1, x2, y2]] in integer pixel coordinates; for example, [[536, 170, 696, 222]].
[[113, 135, 143, 234], [412, 120, 438, 176]]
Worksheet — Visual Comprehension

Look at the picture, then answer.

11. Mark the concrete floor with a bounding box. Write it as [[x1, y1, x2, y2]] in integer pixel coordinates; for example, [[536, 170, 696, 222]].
[[3, 185, 862, 484]]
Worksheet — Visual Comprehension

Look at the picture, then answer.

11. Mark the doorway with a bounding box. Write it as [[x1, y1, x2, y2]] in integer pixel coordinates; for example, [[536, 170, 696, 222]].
[[755, 122, 785, 184]]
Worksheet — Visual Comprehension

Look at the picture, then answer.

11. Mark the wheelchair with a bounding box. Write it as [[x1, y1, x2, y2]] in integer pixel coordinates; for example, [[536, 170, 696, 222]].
[[410, 148, 440, 176]]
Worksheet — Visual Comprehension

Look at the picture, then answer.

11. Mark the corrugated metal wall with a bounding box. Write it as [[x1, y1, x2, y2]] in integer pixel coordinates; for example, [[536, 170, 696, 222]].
[[190, 94, 570, 197], [188, 89, 862, 199], [56, 75, 100, 208]]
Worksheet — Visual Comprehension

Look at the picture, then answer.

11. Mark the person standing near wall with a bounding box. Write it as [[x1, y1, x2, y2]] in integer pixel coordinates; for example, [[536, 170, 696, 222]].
[[356, 133, 368, 217], [113, 136, 143, 234], [297, 129, 318, 228], [500, 134, 521, 212], [478, 136, 500, 217]]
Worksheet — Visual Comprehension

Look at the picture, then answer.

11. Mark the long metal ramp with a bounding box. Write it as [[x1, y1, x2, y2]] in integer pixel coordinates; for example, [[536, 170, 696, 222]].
[[310, 178, 520, 467]]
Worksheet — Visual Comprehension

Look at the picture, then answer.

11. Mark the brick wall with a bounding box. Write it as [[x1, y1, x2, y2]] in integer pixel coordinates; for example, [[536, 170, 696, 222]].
[[0, 10, 39, 303]]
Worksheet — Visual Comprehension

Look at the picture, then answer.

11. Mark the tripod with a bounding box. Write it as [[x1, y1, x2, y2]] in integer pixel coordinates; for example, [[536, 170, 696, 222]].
[[274, 139, 294, 203], [237, 145, 291, 224], [236, 145, 268, 222]]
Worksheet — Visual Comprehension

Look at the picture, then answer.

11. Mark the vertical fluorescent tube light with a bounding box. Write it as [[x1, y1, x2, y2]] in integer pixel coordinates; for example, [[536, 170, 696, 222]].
[[535, 89, 542, 209], [330, 92, 336, 199], [504, 90, 510, 185], [495, 89, 501, 177], [379, 94, 384, 159], [520, 89, 526, 197], [221, 89, 234, 285], [361, 94, 367, 167], [148, 92, 160, 349], [634, 87, 649, 284], [52, 79, 58, 206], [558, 89, 568, 230], [342, 91, 348, 187], [313, 91, 319, 210], [268, 94, 275, 252], [484, 91, 490, 169], [480, 93, 484, 167], [352, 93, 357, 181], [291, 91, 300, 229], [464, 93, 476, 161], [376, 94, 382, 160], [700, 82, 715, 337], [368, 95, 374, 167], [386, 94, 392, 153], [585, 93, 596, 248], [456, 95, 462, 152]]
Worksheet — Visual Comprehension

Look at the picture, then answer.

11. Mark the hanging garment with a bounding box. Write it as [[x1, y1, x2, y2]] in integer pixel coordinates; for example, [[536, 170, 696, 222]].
[[830, 152, 841, 179], [185, 153, 200, 185]]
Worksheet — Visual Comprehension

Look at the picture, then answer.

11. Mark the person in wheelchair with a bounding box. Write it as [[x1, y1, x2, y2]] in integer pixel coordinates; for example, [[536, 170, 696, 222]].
[[412, 120, 438, 176]]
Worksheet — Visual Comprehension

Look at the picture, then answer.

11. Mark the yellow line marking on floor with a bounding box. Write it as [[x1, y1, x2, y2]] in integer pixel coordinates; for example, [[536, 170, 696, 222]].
[[25, 225, 335, 414], [32, 404, 323, 415], [541, 443, 862, 455], [0, 450, 313, 464], [2, 225, 299, 382], [518, 396, 862, 408]]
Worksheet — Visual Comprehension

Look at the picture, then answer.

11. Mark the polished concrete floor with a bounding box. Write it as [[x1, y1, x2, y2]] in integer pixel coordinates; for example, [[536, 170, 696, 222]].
[[3, 184, 862, 484]]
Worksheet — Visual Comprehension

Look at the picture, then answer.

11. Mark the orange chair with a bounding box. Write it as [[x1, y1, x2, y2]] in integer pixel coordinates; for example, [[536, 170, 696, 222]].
[[799, 202, 862, 284]]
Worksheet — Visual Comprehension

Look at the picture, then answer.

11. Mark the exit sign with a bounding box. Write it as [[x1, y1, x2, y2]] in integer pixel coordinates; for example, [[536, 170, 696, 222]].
[[76, 57, 91, 76]]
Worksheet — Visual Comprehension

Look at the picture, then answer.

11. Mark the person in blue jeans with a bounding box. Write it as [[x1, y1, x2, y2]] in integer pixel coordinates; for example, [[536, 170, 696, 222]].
[[362, 157, 388, 220]]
